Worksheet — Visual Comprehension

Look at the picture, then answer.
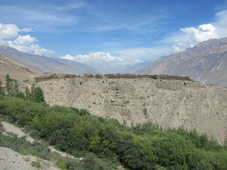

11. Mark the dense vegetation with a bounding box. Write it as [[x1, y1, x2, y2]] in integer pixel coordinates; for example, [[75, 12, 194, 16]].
[[0, 74, 44, 102], [0, 95, 227, 170], [0, 133, 116, 170]]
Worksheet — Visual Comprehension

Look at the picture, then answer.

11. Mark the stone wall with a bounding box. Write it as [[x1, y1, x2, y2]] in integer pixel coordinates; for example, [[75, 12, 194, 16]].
[[29, 73, 192, 84], [28, 73, 78, 84]]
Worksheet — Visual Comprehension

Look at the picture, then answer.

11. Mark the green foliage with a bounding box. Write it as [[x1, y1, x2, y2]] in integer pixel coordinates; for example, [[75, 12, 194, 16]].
[[0, 132, 118, 170], [25, 85, 44, 103], [0, 80, 5, 96], [31, 161, 41, 168], [5, 74, 19, 97], [2, 75, 44, 103], [31, 85, 45, 103], [25, 86, 31, 100], [0, 96, 227, 170]]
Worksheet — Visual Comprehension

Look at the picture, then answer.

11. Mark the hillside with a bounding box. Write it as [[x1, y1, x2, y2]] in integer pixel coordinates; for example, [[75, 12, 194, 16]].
[[138, 37, 227, 87], [0, 45, 98, 75], [0, 53, 39, 87], [37, 76, 227, 145]]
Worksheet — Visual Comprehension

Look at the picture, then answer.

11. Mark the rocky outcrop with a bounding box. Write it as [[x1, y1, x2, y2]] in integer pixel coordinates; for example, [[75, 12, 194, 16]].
[[38, 77, 227, 145]]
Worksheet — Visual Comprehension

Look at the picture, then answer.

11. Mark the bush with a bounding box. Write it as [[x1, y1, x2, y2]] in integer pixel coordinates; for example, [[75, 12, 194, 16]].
[[31, 161, 41, 168]]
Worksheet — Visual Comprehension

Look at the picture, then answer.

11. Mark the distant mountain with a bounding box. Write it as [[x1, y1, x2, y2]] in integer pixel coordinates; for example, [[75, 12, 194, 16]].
[[86, 61, 153, 74], [138, 37, 227, 87], [121, 61, 153, 73], [0, 46, 98, 75]]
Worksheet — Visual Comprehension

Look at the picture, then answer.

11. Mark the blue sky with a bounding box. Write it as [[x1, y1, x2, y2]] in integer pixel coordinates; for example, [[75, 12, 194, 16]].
[[0, 0, 227, 68]]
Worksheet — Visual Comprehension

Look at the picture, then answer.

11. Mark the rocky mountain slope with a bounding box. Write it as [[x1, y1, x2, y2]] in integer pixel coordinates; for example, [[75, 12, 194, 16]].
[[37, 76, 227, 144], [138, 37, 227, 87], [0, 45, 98, 75], [0, 53, 38, 83]]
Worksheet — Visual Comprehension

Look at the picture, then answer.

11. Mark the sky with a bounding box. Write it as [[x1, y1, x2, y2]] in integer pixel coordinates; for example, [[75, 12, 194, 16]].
[[0, 0, 227, 69]]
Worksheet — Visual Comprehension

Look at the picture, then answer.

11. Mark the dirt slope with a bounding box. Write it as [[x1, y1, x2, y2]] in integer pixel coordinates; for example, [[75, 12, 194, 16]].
[[0, 53, 38, 82], [0, 147, 60, 170]]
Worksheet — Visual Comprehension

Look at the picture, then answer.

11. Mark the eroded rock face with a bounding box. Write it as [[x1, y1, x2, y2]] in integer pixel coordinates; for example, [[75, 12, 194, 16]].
[[38, 77, 227, 144]]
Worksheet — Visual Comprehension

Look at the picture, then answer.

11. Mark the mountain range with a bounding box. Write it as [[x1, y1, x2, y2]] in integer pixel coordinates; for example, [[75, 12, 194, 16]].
[[1, 37, 227, 87], [138, 37, 227, 87]]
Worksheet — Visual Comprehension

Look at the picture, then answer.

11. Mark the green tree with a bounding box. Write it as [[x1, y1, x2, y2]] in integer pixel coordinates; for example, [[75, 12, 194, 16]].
[[25, 86, 31, 100], [5, 74, 19, 97], [0, 80, 5, 96], [25, 85, 45, 103], [33, 86, 44, 103]]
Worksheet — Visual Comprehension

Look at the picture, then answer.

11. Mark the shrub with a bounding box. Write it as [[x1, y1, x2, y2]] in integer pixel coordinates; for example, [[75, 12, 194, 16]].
[[31, 160, 41, 168]]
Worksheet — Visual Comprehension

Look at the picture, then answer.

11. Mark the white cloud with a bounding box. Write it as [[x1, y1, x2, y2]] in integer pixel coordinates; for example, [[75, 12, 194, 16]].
[[61, 54, 75, 61], [61, 52, 123, 64], [0, 23, 20, 39], [172, 37, 195, 52], [12, 35, 35, 45], [173, 10, 227, 52], [181, 24, 219, 43], [7, 38, 54, 55], [29, 44, 54, 55], [60, 52, 143, 66], [0, 23, 32, 39], [61, 52, 143, 73], [0, 23, 54, 55]]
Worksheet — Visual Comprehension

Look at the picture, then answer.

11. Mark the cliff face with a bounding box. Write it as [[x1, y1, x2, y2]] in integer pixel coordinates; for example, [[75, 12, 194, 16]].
[[38, 77, 227, 144]]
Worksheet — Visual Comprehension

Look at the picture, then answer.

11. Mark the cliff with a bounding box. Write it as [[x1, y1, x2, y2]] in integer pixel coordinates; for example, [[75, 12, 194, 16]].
[[37, 77, 227, 144]]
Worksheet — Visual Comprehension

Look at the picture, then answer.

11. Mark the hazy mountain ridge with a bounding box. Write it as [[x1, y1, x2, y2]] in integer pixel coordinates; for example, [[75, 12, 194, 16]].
[[138, 37, 227, 87], [120, 61, 153, 73], [0, 46, 98, 75]]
